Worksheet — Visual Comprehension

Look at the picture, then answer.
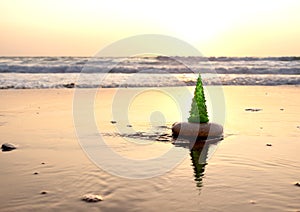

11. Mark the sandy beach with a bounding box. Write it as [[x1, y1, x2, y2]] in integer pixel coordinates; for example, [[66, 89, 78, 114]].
[[0, 86, 300, 211]]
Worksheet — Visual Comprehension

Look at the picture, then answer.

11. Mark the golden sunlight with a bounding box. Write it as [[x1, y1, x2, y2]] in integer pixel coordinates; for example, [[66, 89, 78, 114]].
[[0, 0, 299, 56]]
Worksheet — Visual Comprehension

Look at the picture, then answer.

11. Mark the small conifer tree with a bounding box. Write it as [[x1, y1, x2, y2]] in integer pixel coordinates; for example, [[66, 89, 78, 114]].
[[188, 74, 209, 123]]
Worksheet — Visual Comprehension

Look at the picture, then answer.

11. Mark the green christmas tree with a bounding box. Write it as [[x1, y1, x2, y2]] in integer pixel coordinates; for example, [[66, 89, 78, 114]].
[[188, 74, 209, 123]]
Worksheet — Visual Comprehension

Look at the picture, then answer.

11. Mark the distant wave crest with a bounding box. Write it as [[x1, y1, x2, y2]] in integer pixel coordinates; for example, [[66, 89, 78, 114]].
[[0, 56, 299, 88], [0, 56, 300, 74]]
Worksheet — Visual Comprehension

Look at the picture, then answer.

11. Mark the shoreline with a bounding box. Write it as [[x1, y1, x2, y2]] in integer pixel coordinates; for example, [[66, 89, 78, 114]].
[[0, 84, 299, 90]]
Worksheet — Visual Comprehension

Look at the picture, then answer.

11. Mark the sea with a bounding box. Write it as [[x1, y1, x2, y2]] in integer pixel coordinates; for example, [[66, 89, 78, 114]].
[[0, 56, 299, 89]]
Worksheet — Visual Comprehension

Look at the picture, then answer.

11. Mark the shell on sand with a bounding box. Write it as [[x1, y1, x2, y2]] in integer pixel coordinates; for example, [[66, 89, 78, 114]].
[[172, 122, 223, 138]]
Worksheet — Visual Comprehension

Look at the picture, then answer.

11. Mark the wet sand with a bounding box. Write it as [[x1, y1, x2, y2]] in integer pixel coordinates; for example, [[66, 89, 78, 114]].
[[0, 86, 300, 211]]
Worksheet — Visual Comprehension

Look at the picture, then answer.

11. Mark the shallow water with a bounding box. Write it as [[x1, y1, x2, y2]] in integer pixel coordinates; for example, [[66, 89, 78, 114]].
[[0, 87, 300, 211]]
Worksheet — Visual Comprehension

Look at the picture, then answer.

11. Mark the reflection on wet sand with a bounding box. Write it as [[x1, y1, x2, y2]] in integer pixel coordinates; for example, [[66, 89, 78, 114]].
[[102, 129, 223, 188], [190, 148, 206, 188], [173, 137, 223, 188]]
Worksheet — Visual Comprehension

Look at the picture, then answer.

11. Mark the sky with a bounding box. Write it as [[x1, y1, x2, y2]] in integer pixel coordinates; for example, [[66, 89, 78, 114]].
[[1, 0, 300, 56]]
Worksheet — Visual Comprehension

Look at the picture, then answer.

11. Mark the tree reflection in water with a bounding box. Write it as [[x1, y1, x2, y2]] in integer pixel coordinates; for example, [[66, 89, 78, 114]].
[[173, 137, 223, 189]]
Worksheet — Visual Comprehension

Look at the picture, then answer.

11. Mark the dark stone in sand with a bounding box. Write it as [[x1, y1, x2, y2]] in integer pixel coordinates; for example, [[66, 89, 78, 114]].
[[81, 194, 103, 202], [266, 143, 272, 147], [63, 83, 75, 88], [295, 182, 300, 187], [280, 108, 284, 111], [40, 191, 48, 195], [1, 143, 17, 152], [41, 162, 45, 165], [172, 122, 223, 139], [245, 108, 262, 112], [126, 124, 132, 127], [110, 121, 117, 124], [33, 172, 39, 175]]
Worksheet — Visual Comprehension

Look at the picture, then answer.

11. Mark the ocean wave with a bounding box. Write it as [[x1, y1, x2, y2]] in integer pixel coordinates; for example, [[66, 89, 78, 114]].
[[0, 64, 299, 75], [0, 56, 299, 88], [0, 56, 300, 74], [0, 73, 299, 89]]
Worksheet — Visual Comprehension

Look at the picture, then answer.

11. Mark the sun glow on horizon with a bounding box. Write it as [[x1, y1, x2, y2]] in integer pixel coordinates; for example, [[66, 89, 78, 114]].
[[0, 0, 300, 56]]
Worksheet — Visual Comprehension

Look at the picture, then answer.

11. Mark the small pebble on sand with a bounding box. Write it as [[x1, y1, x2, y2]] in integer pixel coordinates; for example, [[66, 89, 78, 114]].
[[245, 108, 262, 112], [295, 182, 300, 187], [33, 172, 39, 175], [126, 124, 132, 127], [40, 191, 48, 195], [266, 143, 272, 147], [110, 121, 117, 124], [81, 194, 103, 202], [1, 143, 17, 151]]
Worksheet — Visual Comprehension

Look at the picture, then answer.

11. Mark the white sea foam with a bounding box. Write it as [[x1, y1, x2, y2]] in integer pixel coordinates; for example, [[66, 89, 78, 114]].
[[0, 73, 299, 89], [0, 56, 299, 88]]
